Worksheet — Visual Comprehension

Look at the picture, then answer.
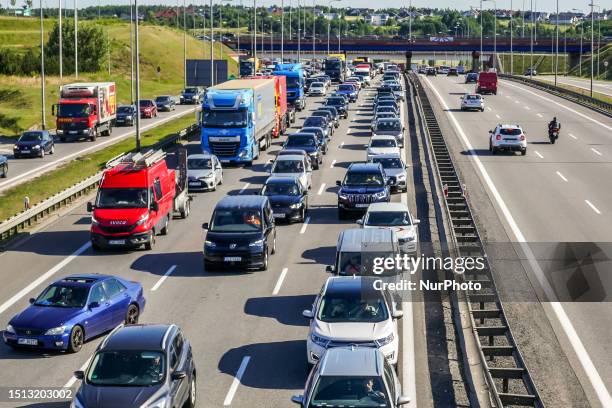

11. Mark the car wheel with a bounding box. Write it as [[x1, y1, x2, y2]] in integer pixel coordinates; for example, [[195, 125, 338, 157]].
[[218, 172, 223, 185], [186, 375, 197, 408], [271, 234, 276, 254], [144, 230, 155, 250], [338, 208, 346, 220], [489, 141, 493, 152], [50, 145, 55, 154], [91, 241, 101, 251], [160, 215, 170, 235], [1, 165, 6, 178], [491, 146, 497, 155], [521, 148, 527, 156], [260, 248, 269, 271], [180, 200, 190, 219], [125, 304, 140, 325], [39, 149, 44, 158], [68, 326, 84, 353], [60, 137, 66, 142]]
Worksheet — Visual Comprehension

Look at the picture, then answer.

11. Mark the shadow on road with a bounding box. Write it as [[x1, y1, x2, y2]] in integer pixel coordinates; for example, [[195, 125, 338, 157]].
[[244, 295, 315, 327]]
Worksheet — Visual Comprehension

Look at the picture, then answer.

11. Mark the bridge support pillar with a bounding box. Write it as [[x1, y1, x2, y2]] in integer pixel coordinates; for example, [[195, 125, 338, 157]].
[[567, 52, 581, 74], [471, 51, 480, 73]]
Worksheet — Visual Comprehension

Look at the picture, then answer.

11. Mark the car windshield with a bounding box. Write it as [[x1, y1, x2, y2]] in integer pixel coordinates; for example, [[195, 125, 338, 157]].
[[338, 85, 354, 92], [312, 83, 324, 88], [273, 160, 304, 173], [326, 98, 344, 105], [57, 103, 90, 118], [87, 351, 165, 387], [210, 209, 262, 232], [376, 121, 401, 131], [184, 88, 198, 93], [465, 95, 481, 100], [286, 76, 300, 88], [303, 118, 325, 128], [370, 139, 396, 148], [139, 100, 153, 107], [287, 135, 316, 147], [117, 106, 133, 114], [344, 172, 384, 186], [96, 188, 149, 209], [34, 284, 88, 308], [262, 183, 300, 196], [202, 108, 248, 128], [309, 375, 390, 407], [500, 128, 522, 136], [155, 97, 170, 102], [374, 114, 394, 121], [301, 128, 323, 137], [372, 157, 402, 169], [19, 132, 43, 142], [376, 107, 395, 114], [318, 290, 389, 323], [366, 211, 411, 226], [188, 158, 213, 170]]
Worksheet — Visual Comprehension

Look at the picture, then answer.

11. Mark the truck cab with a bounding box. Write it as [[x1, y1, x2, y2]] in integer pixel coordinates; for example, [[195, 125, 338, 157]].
[[324, 58, 346, 83], [273, 63, 306, 111]]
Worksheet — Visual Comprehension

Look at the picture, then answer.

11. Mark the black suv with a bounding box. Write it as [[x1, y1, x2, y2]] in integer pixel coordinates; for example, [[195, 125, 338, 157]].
[[73, 324, 196, 408], [336, 163, 393, 219], [324, 96, 348, 118]]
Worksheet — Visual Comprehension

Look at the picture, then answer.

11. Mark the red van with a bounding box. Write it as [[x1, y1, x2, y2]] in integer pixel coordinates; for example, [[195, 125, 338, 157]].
[[476, 71, 498, 95], [88, 149, 189, 250]]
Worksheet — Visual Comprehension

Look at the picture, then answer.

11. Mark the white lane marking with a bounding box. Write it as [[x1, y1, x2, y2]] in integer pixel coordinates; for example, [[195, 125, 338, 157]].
[[223, 356, 251, 406], [534, 151, 544, 159], [585, 200, 602, 214], [556, 171, 568, 182], [299, 216, 311, 234], [0, 108, 195, 192], [524, 106, 531, 110], [569, 133, 577, 140], [536, 113, 543, 118], [272, 267, 289, 295], [151, 265, 177, 291], [330, 159, 337, 168], [64, 356, 92, 388], [238, 183, 250, 194], [495, 114, 501, 119], [0, 241, 90, 316], [591, 148, 602, 156], [503, 81, 612, 132], [486, 106, 492, 112], [424, 75, 612, 407], [505, 95, 511, 98], [317, 183, 326, 195], [514, 100, 520, 104]]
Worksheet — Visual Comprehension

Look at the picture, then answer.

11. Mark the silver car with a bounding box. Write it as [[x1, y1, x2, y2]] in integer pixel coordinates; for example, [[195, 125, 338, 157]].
[[372, 118, 404, 148], [269, 155, 312, 190], [368, 153, 408, 192], [187, 153, 223, 191], [460, 93, 485, 112], [371, 112, 397, 130]]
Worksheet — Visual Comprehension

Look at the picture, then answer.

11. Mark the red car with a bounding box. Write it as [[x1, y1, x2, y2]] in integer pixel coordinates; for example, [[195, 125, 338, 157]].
[[139, 99, 158, 118]]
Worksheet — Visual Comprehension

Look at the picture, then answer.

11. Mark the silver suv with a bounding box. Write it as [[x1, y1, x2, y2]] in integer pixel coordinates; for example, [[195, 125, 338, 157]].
[[291, 346, 410, 407]]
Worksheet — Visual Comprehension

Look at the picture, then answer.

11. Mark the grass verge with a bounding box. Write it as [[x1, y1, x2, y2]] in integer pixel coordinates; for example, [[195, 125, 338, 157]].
[[0, 113, 196, 222]]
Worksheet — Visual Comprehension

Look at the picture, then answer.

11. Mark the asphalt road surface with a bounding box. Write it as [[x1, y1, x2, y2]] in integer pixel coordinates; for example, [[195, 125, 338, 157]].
[[0, 79, 432, 407], [422, 73, 612, 407]]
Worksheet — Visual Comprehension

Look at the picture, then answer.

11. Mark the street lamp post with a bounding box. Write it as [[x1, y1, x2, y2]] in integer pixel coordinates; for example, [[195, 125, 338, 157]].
[[588, 2, 597, 97], [510, 0, 513, 74], [312, 0, 316, 60], [210, 0, 214, 86], [529, 0, 534, 78], [408, 0, 412, 41], [326, 0, 340, 54], [253, 0, 256, 60], [554, 0, 558, 86], [130, 1, 134, 104], [134, 0, 141, 151], [40, 0, 46, 130], [483, 0, 496, 70], [183, 0, 187, 88], [58, 0, 62, 79], [281, 0, 285, 61], [297, 0, 301, 61], [571, 9, 582, 77], [74, 0, 78, 77], [479, 0, 483, 70]]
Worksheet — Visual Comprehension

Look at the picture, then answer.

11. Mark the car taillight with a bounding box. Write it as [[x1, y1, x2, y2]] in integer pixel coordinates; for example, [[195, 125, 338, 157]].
[[520, 135, 525, 141], [496, 135, 501, 140]]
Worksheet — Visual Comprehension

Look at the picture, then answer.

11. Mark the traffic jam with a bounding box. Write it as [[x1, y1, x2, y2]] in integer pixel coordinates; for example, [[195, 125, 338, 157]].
[[1, 56, 519, 408]]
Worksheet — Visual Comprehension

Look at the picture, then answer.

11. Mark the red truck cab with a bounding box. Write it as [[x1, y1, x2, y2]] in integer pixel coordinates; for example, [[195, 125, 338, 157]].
[[245, 75, 288, 138], [88, 150, 176, 250], [476, 71, 498, 95]]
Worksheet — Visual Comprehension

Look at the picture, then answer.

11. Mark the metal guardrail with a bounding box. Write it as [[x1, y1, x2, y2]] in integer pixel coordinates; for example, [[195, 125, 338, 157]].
[[500, 74, 612, 118], [0, 124, 199, 244], [408, 71, 544, 408]]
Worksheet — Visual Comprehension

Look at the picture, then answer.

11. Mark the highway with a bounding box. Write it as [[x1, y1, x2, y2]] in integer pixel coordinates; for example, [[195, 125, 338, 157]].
[[531, 75, 612, 97], [420, 73, 612, 407], [0, 103, 197, 194], [0, 79, 432, 407]]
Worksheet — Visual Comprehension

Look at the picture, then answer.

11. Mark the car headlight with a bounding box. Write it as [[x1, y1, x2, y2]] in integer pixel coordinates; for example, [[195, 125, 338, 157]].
[[13, 146, 18, 150], [289, 203, 301, 209], [201, 173, 215, 179], [44, 325, 66, 336], [238, 149, 249, 158], [249, 239, 264, 247], [126, 115, 133, 120], [5, 324, 15, 334], [311, 332, 330, 348], [373, 190, 387, 199], [205, 240, 216, 248], [338, 192, 347, 200], [144, 395, 171, 408], [70, 397, 85, 408], [91, 215, 99, 226], [396, 174, 406, 180], [375, 332, 394, 347], [33, 145, 41, 149], [135, 213, 149, 227]]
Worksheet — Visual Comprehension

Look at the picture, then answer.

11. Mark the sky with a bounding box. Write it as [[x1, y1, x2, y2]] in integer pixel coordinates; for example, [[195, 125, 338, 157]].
[[22, 0, 606, 14]]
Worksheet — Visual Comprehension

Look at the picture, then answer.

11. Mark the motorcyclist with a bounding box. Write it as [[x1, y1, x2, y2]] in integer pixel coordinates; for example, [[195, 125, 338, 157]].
[[548, 117, 561, 136]]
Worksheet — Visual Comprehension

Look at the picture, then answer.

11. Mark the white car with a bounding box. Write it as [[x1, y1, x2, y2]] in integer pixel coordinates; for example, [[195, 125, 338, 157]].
[[366, 135, 400, 161], [269, 155, 312, 190], [438, 66, 450, 75], [345, 77, 362, 90], [303, 276, 402, 366], [187, 153, 223, 191], [460, 93, 485, 111], [358, 202, 419, 253], [308, 82, 326, 96], [489, 124, 527, 156]]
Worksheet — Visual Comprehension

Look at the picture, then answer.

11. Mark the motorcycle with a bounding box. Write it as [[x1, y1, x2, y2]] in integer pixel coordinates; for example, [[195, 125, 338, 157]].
[[549, 127, 560, 144]]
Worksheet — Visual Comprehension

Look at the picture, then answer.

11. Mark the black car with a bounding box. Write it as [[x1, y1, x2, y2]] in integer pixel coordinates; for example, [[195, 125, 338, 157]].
[[0, 155, 7, 178], [180, 87, 204, 104], [73, 324, 196, 408], [299, 127, 328, 154], [324, 97, 348, 118], [155, 95, 176, 112], [448, 68, 459, 76], [203, 195, 276, 271], [284, 133, 323, 169], [312, 109, 338, 129], [303, 116, 331, 136], [13, 130, 54, 158], [465, 72, 478, 83], [262, 176, 309, 223], [318, 106, 340, 126], [115, 105, 136, 126], [336, 163, 393, 219], [426, 67, 437, 76]]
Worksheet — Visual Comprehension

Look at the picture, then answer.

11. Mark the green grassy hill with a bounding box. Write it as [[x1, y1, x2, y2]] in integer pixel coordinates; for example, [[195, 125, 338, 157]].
[[0, 16, 237, 137]]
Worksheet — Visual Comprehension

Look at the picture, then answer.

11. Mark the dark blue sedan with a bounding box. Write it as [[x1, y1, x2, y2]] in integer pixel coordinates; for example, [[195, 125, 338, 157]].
[[261, 176, 309, 223], [336, 84, 358, 102], [13, 130, 55, 158], [3, 274, 145, 353]]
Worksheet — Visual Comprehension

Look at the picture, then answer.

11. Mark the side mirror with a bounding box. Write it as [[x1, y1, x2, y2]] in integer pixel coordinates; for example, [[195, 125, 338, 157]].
[[393, 310, 404, 319], [325, 265, 335, 273], [202, 222, 209, 230], [150, 201, 159, 212], [356, 219, 363, 225], [29, 298, 35, 304], [88, 301, 100, 309], [291, 395, 304, 405], [397, 395, 411, 405], [302, 309, 314, 319], [335, 180, 342, 186], [74, 371, 85, 380], [488, 130, 493, 134], [171, 371, 187, 380], [414, 219, 420, 225], [86, 202, 94, 212]]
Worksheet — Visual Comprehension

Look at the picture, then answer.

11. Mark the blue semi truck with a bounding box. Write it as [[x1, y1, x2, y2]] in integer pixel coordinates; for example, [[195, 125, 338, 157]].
[[200, 78, 276, 166], [272, 63, 305, 111]]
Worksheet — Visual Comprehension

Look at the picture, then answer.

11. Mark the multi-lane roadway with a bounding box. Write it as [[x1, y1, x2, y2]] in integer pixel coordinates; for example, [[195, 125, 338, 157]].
[[533, 75, 612, 97]]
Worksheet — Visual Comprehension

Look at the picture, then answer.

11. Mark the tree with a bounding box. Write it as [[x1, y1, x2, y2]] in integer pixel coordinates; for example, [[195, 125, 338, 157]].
[[45, 21, 106, 75]]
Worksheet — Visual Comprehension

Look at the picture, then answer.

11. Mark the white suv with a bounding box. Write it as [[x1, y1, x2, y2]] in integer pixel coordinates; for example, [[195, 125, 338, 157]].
[[489, 124, 527, 156], [366, 135, 400, 161], [303, 276, 402, 367], [358, 202, 419, 254]]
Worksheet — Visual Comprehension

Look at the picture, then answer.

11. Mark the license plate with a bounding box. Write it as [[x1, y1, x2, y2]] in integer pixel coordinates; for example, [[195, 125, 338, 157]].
[[108, 239, 126, 245], [69, 131, 78, 134], [355, 203, 369, 208], [224, 256, 241, 262], [273, 213, 286, 218], [220, 159, 230, 163], [189, 181, 201, 186], [21, 150, 29, 153], [18, 338, 37, 346]]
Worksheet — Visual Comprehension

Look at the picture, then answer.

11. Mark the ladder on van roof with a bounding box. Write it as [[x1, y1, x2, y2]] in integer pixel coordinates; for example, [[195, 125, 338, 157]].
[[106, 149, 166, 169]]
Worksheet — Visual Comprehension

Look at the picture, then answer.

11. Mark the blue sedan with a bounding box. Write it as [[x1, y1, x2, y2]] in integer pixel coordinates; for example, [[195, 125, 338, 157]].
[[336, 84, 358, 102], [3, 274, 145, 353]]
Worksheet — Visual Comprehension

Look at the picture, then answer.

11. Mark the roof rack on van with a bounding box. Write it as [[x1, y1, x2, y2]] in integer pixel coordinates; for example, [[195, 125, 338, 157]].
[[106, 149, 166, 169]]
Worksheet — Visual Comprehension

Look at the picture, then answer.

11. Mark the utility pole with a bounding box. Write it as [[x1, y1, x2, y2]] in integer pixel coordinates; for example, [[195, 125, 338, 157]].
[[529, 0, 533, 78], [40, 0, 46, 130], [107, 29, 111, 75], [130, 1, 134, 104], [312, 0, 316, 60], [589, 2, 594, 96], [74, 0, 78, 77], [58, 0, 62, 79], [554, 0, 558, 85], [281, 0, 285, 61], [288, 0, 292, 59], [183, 0, 187, 88], [409, 0, 412, 41], [135, 0, 141, 151], [510, 0, 513, 74], [479, 0, 483, 70], [210, 0, 214, 86], [253, 0, 256, 60], [237, 0, 241, 56], [297, 0, 301, 61]]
